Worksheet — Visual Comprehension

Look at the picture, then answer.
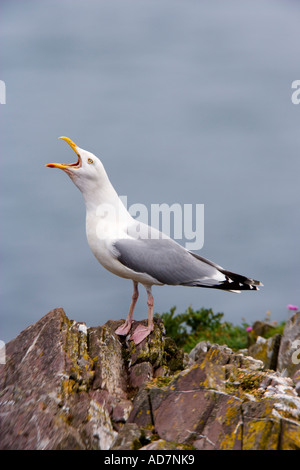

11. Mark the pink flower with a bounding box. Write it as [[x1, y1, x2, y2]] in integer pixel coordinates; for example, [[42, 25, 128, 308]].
[[246, 326, 253, 332], [287, 304, 299, 311]]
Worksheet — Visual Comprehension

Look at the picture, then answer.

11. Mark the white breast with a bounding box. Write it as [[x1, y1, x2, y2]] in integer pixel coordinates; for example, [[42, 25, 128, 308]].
[[85, 210, 160, 285]]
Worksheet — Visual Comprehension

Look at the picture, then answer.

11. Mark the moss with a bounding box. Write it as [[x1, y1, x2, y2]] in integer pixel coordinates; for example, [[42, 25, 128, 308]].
[[163, 337, 185, 372], [226, 369, 267, 399], [147, 376, 173, 389], [238, 371, 262, 392]]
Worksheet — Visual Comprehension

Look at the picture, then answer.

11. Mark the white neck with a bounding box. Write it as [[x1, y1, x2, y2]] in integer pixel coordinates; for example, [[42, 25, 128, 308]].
[[81, 174, 132, 229]]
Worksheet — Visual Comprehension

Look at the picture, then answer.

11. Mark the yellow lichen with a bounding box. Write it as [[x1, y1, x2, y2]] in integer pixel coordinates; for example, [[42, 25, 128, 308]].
[[243, 419, 280, 450]]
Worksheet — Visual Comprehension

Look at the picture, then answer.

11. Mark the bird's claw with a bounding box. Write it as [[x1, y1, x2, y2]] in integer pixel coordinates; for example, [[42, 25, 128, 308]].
[[115, 320, 132, 336], [130, 324, 153, 345]]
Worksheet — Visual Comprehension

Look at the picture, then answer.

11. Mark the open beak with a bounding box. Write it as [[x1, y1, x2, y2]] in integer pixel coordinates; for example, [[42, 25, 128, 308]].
[[46, 136, 81, 170]]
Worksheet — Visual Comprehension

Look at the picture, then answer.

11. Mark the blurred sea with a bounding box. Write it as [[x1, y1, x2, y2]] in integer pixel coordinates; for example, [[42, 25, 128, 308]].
[[1, 0, 300, 342]]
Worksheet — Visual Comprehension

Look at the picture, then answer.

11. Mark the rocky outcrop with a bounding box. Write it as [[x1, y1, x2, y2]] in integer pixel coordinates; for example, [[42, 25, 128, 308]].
[[247, 313, 300, 391], [0, 309, 299, 450], [277, 313, 300, 377], [248, 334, 281, 370]]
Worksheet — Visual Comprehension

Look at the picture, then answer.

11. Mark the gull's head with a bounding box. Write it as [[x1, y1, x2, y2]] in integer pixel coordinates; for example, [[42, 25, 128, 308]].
[[46, 137, 107, 195]]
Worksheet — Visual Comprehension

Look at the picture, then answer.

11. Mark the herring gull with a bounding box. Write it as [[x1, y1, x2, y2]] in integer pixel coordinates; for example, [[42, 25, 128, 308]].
[[46, 137, 262, 345]]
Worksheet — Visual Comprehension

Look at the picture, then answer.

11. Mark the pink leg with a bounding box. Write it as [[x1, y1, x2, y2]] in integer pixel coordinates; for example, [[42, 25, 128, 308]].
[[115, 281, 139, 336], [130, 286, 154, 345]]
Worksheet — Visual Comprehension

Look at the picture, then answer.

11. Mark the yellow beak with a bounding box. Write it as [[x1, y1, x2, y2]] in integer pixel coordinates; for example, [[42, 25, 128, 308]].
[[46, 136, 81, 169]]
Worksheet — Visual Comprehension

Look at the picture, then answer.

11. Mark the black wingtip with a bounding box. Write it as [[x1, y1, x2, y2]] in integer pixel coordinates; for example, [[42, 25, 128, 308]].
[[219, 272, 263, 292]]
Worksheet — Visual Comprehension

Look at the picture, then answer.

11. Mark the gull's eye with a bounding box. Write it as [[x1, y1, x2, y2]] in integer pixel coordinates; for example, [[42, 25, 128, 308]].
[[87, 158, 93, 164]]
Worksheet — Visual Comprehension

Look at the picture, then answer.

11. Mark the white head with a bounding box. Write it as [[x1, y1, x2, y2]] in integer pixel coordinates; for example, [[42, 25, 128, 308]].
[[46, 136, 109, 198]]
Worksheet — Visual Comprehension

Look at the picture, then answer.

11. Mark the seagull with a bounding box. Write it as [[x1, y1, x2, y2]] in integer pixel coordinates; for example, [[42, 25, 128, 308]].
[[46, 137, 263, 345]]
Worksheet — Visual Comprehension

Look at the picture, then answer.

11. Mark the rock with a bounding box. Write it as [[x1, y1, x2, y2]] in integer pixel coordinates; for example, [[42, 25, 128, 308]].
[[0, 309, 118, 450], [140, 439, 191, 450], [0, 309, 183, 450], [129, 362, 153, 389], [1, 308, 300, 450], [128, 319, 166, 369], [163, 336, 185, 372], [248, 334, 281, 370], [88, 321, 128, 396], [110, 423, 146, 450], [293, 370, 300, 397], [130, 344, 300, 450], [127, 383, 168, 428], [153, 387, 242, 449], [248, 321, 277, 346], [277, 312, 300, 378], [242, 399, 281, 450], [188, 340, 211, 364]]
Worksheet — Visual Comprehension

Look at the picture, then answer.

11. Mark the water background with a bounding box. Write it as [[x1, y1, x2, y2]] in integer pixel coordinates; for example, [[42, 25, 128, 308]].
[[1, 0, 300, 342]]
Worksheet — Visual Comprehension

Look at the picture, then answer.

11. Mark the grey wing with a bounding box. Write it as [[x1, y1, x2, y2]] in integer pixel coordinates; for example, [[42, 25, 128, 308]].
[[111, 236, 226, 286]]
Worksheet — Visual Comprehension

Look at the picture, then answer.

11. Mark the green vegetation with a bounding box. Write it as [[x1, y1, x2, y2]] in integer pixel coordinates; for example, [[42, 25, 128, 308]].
[[263, 322, 285, 338], [156, 306, 250, 353], [156, 306, 286, 354]]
